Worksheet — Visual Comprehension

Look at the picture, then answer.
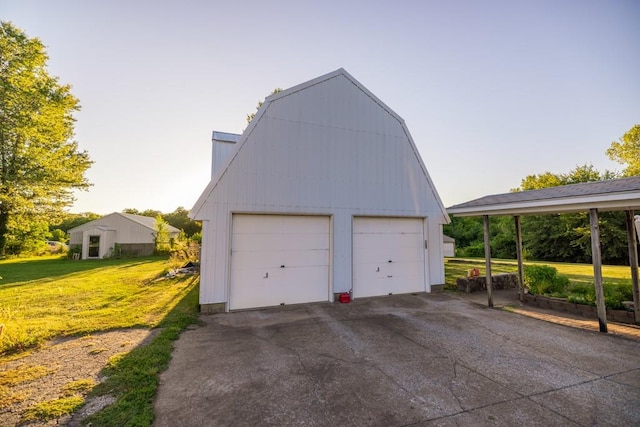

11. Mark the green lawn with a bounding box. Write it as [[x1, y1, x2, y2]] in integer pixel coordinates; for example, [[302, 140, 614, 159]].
[[0, 255, 200, 425], [0, 255, 196, 355], [445, 257, 634, 288], [445, 258, 635, 308]]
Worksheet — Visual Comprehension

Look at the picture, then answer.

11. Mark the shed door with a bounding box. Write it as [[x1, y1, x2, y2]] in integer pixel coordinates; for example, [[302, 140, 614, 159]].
[[230, 215, 330, 310], [353, 217, 425, 298]]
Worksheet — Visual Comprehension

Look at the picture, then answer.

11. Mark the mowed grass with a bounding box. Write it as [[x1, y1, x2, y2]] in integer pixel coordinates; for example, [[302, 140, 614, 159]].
[[0, 255, 195, 355], [0, 255, 200, 425], [444, 257, 633, 288]]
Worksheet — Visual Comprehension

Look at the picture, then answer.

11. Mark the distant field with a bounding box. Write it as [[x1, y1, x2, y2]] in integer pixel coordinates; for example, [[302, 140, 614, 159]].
[[445, 258, 633, 288], [0, 255, 197, 355]]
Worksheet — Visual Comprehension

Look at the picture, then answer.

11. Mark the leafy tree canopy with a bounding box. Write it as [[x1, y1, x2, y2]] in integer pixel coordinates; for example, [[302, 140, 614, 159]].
[[0, 22, 92, 254], [606, 124, 640, 176], [517, 164, 618, 191], [448, 164, 629, 264], [515, 165, 625, 264]]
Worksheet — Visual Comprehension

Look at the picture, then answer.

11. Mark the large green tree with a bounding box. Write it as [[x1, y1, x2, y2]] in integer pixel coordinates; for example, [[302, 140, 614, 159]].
[[448, 164, 629, 264], [518, 165, 627, 264], [606, 124, 640, 176], [0, 22, 92, 254]]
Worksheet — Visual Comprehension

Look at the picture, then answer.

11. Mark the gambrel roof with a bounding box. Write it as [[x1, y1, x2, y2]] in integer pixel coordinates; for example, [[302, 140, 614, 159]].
[[191, 68, 448, 222]]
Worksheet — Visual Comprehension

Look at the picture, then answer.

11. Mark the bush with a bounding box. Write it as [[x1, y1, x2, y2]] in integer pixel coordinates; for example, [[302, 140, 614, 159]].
[[567, 282, 595, 306], [523, 265, 569, 295], [566, 281, 632, 310], [603, 282, 632, 310], [458, 243, 485, 258], [67, 244, 81, 259]]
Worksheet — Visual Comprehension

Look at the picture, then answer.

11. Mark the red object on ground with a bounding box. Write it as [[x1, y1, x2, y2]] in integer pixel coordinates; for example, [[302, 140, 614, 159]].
[[339, 292, 351, 303]]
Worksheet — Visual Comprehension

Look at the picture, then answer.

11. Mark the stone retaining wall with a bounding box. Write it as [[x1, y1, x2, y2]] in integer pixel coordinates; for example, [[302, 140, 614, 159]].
[[456, 273, 519, 293], [523, 294, 637, 325]]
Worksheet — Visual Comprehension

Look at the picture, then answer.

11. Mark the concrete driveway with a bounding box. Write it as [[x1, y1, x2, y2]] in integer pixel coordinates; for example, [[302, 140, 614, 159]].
[[154, 293, 640, 426]]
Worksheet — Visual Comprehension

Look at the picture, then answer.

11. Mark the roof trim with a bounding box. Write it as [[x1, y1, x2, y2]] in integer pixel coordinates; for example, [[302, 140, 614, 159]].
[[447, 177, 640, 217], [68, 212, 181, 234]]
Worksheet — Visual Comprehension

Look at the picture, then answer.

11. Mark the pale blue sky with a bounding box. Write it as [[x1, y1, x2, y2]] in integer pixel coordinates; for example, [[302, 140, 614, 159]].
[[2, 0, 639, 214]]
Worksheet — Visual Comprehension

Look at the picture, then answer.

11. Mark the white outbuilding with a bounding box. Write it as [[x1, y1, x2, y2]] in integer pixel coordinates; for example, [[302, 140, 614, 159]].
[[443, 235, 456, 257], [68, 212, 180, 259], [191, 68, 449, 312]]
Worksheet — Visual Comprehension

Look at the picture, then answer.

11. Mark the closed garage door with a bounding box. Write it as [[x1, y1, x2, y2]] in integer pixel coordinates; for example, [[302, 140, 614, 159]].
[[353, 217, 426, 298], [230, 215, 330, 310]]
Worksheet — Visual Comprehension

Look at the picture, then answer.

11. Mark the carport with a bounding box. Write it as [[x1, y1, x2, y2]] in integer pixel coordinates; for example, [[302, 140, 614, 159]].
[[447, 176, 640, 333]]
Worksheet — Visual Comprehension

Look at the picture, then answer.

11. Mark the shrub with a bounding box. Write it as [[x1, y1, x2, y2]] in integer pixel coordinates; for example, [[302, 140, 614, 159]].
[[567, 282, 596, 305], [523, 265, 569, 295], [566, 281, 632, 310], [67, 245, 81, 259], [603, 282, 632, 310], [458, 243, 485, 258]]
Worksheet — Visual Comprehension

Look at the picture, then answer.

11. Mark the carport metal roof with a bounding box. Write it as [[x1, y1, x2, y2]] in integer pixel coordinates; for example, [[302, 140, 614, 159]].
[[447, 176, 640, 333], [448, 176, 640, 216]]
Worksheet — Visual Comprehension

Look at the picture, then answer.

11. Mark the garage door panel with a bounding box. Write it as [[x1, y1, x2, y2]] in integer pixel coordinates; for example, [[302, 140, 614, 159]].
[[353, 217, 425, 299], [391, 261, 424, 280], [230, 215, 330, 310], [232, 248, 328, 270], [233, 232, 328, 252], [284, 233, 329, 250], [282, 216, 329, 233], [230, 266, 329, 310], [233, 214, 284, 233], [232, 233, 283, 252], [354, 217, 423, 234]]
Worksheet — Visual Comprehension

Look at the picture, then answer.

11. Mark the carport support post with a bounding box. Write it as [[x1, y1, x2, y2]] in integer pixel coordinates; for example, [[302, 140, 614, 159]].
[[624, 210, 640, 324], [514, 215, 524, 302], [589, 208, 608, 333], [483, 215, 493, 307]]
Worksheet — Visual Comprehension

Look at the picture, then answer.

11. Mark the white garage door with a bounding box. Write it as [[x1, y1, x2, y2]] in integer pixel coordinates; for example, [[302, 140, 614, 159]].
[[353, 217, 426, 298], [230, 215, 330, 310]]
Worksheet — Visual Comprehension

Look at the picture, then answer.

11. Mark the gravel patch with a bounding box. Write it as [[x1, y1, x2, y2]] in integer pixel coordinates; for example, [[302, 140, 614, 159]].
[[1, 329, 156, 426]]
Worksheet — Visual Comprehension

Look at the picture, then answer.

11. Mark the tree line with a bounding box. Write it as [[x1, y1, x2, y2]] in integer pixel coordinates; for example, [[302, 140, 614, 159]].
[[445, 125, 640, 265], [1, 22, 638, 263]]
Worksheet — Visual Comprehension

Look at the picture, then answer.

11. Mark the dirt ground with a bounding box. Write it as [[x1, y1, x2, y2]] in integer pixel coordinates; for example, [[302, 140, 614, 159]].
[[0, 329, 155, 426]]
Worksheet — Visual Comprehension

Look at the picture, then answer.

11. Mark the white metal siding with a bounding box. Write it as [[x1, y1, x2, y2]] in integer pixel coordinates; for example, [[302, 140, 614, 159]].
[[201, 75, 443, 217], [352, 218, 426, 298], [212, 140, 237, 178], [229, 215, 330, 310], [192, 70, 448, 308], [443, 242, 455, 257], [69, 231, 82, 246]]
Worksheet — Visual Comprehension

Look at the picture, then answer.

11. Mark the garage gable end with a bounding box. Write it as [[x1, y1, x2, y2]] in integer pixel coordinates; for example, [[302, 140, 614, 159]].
[[191, 68, 447, 222]]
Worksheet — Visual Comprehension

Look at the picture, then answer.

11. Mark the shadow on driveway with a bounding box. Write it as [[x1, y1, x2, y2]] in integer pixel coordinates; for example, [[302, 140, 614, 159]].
[[154, 292, 640, 426]]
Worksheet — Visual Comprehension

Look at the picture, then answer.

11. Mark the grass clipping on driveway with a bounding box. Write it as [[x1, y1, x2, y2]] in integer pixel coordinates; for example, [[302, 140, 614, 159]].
[[0, 256, 200, 425]]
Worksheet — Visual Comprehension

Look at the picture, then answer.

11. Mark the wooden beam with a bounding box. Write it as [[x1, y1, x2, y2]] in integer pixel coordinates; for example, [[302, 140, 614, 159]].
[[625, 210, 640, 324], [514, 215, 525, 303], [589, 208, 608, 333], [483, 215, 493, 307]]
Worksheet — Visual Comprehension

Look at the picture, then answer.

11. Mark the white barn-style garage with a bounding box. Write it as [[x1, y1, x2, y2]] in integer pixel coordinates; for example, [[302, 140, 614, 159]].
[[191, 69, 449, 312]]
